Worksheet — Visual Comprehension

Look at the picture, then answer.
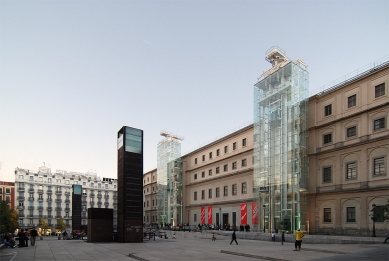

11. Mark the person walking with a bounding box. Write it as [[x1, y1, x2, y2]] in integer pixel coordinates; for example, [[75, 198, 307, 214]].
[[230, 230, 238, 245], [281, 231, 285, 245], [293, 229, 304, 251], [212, 233, 216, 241], [18, 229, 26, 247], [272, 232, 275, 242], [29, 227, 38, 246], [24, 229, 29, 247], [384, 232, 389, 243]]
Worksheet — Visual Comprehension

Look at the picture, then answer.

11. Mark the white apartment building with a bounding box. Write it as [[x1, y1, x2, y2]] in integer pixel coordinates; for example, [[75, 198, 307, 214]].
[[14, 165, 117, 233]]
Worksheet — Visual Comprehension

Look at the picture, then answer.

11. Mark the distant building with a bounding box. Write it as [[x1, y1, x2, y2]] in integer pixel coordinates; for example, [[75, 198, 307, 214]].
[[143, 169, 157, 225], [14, 166, 117, 233], [0, 181, 15, 209]]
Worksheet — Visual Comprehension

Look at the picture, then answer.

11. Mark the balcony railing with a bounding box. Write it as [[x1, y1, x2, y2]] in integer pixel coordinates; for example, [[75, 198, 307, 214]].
[[55, 190, 62, 195], [65, 192, 70, 196], [97, 194, 102, 198], [65, 207, 70, 211], [47, 207, 53, 211], [46, 198, 52, 202], [19, 214, 25, 218], [38, 198, 44, 202], [104, 195, 109, 199], [90, 201, 95, 206], [104, 202, 109, 205], [17, 206, 25, 210], [28, 197, 34, 201], [65, 199, 70, 203], [113, 194, 117, 199], [55, 216, 62, 219], [82, 200, 87, 204], [28, 188, 35, 193], [46, 190, 52, 194], [55, 199, 62, 203], [55, 207, 62, 211], [38, 189, 43, 194], [18, 187, 25, 192], [90, 193, 95, 197], [37, 206, 44, 210], [28, 206, 34, 210], [17, 196, 25, 200]]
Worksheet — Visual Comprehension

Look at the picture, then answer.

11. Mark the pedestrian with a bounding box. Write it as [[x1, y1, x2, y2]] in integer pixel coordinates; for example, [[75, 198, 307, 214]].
[[29, 227, 38, 246], [272, 232, 275, 242], [281, 231, 285, 245], [384, 232, 389, 243], [293, 229, 304, 251], [24, 229, 29, 247], [18, 229, 26, 247], [212, 233, 216, 241], [230, 230, 238, 245]]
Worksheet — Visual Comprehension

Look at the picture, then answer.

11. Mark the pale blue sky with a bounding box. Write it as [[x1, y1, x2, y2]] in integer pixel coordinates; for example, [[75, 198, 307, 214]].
[[1, 0, 388, 182]]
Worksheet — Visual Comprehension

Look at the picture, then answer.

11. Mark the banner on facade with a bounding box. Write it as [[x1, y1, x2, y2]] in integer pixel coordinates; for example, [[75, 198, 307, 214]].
[[252, 202, 259, 225], [207, 206, 212, 224], [201, 206, 205, 224], [240, 203, 247, 225]]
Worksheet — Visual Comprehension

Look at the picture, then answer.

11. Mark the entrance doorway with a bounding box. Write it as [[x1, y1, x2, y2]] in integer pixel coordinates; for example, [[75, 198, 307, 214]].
[[223, 213, 229, 229]]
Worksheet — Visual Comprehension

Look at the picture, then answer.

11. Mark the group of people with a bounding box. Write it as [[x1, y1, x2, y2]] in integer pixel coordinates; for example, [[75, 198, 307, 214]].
[[227, 229, 305, 251], [239, 224, 251, 232], [0, 227, 39, 248]]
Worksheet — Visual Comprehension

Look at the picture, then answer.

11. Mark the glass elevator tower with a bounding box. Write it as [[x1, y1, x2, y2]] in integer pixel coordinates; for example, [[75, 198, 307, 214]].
[[253, 47, 309, 233], [157, 131, 183, 227]]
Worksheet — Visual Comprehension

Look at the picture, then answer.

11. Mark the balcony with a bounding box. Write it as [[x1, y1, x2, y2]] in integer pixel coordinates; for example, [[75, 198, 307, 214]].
[[97, 202, 102, 206], [38, 189, 43, 194], [46, 198, 52, 202], [65, 192, 70, 196], [38, 198, 44, 202], [65, 199, 70, 203], [104, 195, 109, 199], [28, 206, 34, 210], [113, 194, 117, 199], [17, 196, 25, 201], [113, 202, 117, 205], [90, 193, 95, 197], [18, 187, 25, 192], [104, 202, 109, 206], [65, 207, 70, 211], [28, 197, 35, 201], [90, 201, 95, 206], [28, 188, 35, 193], [46, 189, 52, 194], [46, 207, 52, 211], [55, 199, 62, 203], [28, 214, 34, 218], [19, 214, 25, 218], [55, 190, 62, 195], [64, 216, 71, 219], [17, 206, 25, 210], [37, 206, 44, 210], [82, 200, 87, 204], [55, 207, 62, 211], [55, 216, 62, 219]]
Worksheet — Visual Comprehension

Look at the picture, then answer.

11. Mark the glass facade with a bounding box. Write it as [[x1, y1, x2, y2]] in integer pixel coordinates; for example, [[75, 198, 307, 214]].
[[253, 61, 309, 233], [157, 138, 182, 227]]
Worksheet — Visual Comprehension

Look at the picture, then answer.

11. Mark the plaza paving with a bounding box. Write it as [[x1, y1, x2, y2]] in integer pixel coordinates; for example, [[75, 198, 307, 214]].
[[0, 233, 388, 261]]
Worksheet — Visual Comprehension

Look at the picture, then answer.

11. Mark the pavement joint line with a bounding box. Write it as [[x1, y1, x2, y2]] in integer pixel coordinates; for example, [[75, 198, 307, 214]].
[[302, 248, 347, 254], [220, 250, 290, 261], [128, 253, 149, 261]]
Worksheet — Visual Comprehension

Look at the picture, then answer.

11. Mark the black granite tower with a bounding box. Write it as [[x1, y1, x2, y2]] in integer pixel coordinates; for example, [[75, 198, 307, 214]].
[[117, 126, 143, 243]]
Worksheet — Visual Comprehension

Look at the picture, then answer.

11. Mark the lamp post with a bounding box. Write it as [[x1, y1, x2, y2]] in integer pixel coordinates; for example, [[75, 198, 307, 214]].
[[187, 210, 190, 225], [263, 205, 266, 233], [219, 208, 221, 229], [372, 203, 376, 237]]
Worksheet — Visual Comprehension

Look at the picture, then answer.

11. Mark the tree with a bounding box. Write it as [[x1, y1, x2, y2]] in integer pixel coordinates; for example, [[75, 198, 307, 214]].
[[0, 200, 18, 233], [40, 218, 49, 236], [56, 217, 67, 232]]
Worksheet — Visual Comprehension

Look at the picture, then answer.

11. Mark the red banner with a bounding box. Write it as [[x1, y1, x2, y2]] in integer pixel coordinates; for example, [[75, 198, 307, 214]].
[[252, 202, 259, 225], [208, 206, 212, 224], [240, 203, 247, 225], [200, 206, 205, 224]]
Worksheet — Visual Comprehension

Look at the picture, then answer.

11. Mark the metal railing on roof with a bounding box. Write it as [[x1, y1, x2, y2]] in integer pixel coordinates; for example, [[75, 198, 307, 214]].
[[310, 55, 389, 96]]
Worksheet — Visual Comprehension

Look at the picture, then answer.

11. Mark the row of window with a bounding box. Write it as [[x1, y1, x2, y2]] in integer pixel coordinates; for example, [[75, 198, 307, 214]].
[[144, 199, 157, 207], [323, 117, 386, 145], [143, 175, 156, 184], [194, 182, 247, 200], [194, 138, 248, 164], [144, 186, 156, 194], [0, 188, 11, 194], [18, 175, 115, 188], [194, 159, 247, 180], [323, 205, 385, 223], [322, 157, 386, 183], [324, 83, 386, 117]]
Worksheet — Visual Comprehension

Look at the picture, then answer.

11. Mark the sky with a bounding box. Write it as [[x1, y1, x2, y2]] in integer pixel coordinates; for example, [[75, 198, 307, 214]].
[[1, 0, 388, 182]]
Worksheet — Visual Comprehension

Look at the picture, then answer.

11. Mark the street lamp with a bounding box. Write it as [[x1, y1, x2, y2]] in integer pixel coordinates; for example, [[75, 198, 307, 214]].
[[263, 205, 266, 233], [219, 208, 221, 229], [371, 203, 376, 237], [187, 210, 190, 225]]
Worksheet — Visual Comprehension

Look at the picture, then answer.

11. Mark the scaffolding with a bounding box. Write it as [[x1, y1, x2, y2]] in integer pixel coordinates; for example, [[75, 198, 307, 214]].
[[253, 47, 309, 234], [156, 131, 183, 227]]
